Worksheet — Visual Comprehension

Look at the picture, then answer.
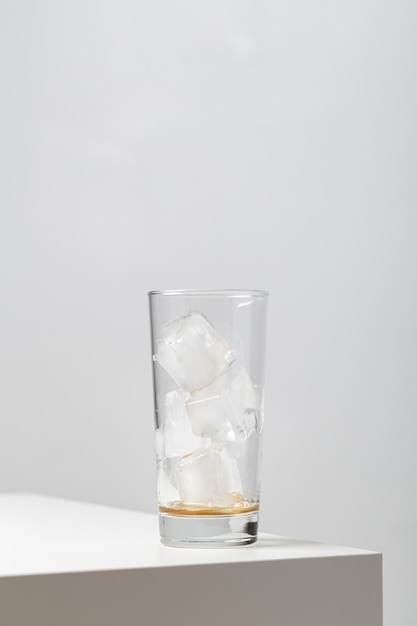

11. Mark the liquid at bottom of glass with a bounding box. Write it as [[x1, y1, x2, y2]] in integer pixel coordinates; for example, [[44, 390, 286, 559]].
[[159, 505, 259, 548]]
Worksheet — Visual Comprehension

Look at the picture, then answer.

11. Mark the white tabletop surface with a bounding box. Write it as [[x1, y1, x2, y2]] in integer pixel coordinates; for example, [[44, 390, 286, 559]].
[[0, 494, 378, 577]]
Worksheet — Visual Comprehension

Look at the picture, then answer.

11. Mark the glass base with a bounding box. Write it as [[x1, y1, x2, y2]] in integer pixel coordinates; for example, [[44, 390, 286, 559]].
[[159, 510, 259, 548]]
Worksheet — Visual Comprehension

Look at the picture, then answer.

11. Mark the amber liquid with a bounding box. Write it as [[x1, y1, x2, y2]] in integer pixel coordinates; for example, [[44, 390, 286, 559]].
[[160, 501, 259, 516]]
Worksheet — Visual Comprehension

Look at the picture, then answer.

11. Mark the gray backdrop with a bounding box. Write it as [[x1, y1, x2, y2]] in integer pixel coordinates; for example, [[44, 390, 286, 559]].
[[0, 1, 416, 624]]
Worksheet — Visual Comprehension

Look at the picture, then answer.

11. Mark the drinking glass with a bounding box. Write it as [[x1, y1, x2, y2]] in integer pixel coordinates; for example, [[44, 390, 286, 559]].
[[148, 289, 268, 547]]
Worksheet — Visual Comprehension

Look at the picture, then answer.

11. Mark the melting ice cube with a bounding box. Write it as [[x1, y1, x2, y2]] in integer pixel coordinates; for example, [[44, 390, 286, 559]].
[[157, 467, 180, 504], [155, 311, 236, 392], [162, 389, 209, 458], [186, 367, 256, 443], [155, 434, 180, 503], [175, 444, 242, 507]]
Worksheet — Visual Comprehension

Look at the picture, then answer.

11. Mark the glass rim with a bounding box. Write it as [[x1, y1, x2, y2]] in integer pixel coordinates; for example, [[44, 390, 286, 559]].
[[148, 289, 269, 298]]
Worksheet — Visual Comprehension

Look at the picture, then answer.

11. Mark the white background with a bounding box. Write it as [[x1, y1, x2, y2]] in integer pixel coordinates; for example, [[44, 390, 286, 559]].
[[0, 1, 416, 624]]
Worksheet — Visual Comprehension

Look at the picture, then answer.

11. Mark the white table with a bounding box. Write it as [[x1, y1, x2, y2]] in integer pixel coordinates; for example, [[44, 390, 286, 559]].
[[0, 494, 382, 626]]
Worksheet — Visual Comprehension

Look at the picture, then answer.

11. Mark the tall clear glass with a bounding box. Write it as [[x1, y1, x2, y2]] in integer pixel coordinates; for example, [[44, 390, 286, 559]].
[[148, 289, 268, 547]]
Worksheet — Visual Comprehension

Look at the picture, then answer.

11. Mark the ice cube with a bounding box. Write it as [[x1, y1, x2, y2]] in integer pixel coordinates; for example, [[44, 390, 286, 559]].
[[175, 444, 242, 507], [162, 390, 209, 458], [155, 433, 179, 503], [155, 311, 236, 392], [157, 466, 180, 504], [186, 367, 256, 443]]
